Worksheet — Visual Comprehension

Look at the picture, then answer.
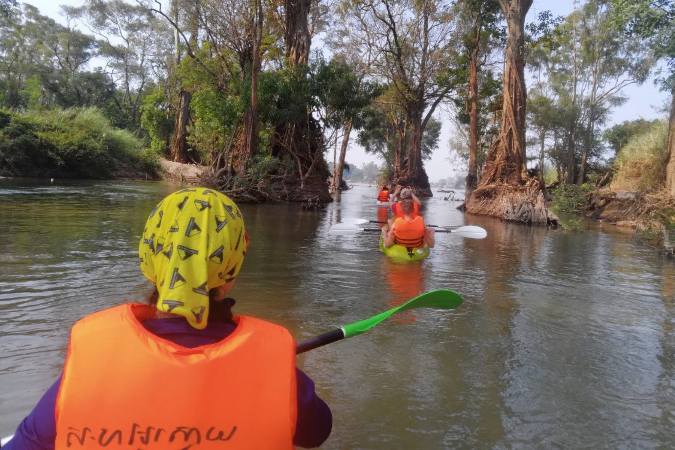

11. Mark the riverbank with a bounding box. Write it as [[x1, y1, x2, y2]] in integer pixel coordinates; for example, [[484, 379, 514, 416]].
[[586, 189, 675, 256], [549, 183, 674, 256], [0, 108, 157, 179]]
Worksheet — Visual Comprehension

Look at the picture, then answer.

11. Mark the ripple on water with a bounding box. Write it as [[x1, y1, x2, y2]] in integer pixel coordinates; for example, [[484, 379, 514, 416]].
[[1, 182, 674, 449]]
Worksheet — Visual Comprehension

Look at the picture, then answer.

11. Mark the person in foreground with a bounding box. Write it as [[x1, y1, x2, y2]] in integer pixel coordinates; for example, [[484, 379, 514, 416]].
[[382, 198, 435, 250], [4, 188, 332, 450]]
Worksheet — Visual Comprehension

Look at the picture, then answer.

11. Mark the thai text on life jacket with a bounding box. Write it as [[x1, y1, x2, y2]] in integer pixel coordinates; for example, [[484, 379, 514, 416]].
[[55, 304, 296, 450]]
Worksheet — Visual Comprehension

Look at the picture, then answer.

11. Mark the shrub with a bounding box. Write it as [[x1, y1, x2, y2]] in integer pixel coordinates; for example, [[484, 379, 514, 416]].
[[550, 183, 592, 214], [140, 86, 173, 155], [611, 120, 668, 192], [0, 107, 151, 178]]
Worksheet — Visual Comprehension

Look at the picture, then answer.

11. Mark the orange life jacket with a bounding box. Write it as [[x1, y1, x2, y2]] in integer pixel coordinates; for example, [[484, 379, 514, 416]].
[[55, 304, 296, 450], [393, 216, 425, 248], [392, 201, 420, 218], [377, 190, 390, 202]]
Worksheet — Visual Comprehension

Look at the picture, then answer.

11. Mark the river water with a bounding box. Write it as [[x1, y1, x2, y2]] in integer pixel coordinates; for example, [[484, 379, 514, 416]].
[[1, 179, 673, 448]]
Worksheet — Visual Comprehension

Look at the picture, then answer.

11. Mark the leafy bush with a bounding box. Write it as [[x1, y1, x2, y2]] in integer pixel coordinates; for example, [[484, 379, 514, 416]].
[[140, 86, 174, 155], [0, 107, 152, 178], [612, 120, 668, 192], [550, 183, 592, 214]]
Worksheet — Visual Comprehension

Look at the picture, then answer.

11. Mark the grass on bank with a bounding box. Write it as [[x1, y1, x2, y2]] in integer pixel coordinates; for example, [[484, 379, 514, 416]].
[[612, 120, 668, 192], [0, 107, 158, 178]]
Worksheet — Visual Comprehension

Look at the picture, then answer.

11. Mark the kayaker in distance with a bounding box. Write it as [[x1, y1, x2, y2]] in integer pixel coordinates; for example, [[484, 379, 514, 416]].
[[382, 198, 435, 250], [377, 185, 390, 202], [3, 188, 332, 450]]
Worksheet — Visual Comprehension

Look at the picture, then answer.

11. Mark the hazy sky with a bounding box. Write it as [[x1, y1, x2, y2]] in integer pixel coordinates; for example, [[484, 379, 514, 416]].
[[26, 0, 670, 181]]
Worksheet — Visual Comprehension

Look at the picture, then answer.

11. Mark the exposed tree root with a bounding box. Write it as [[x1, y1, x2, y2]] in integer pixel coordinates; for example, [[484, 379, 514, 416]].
[[465, 179, 558, 226]]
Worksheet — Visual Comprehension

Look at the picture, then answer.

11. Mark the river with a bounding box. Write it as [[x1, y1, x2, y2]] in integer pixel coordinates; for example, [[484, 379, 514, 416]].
[[1, 179, 673, 448]]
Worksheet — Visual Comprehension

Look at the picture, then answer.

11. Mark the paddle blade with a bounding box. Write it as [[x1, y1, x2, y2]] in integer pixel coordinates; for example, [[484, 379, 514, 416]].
[[328, 223, 364, 234], [341, 218, 370, 225], [449, 225, 487, 239], [342, 289, 463, 338]]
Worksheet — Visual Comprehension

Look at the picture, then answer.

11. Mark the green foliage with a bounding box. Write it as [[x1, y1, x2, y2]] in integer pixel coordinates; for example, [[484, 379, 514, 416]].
[[528, 0, 656, 183], [421, 117, 442, 160], [612, 120, 668, 192], [550, 183, 593, 230], [0, 108, 150, 178], [603, 119, 661, 155], [551, 183, 592, 214], [342, 161, 382, 184], [609, 0, 674, 90], [259, 65, 316, 126], [543, 166, 559, 185], [189, 84, 242, 162], [246, 154, 280, 180], [315, 58, 380, 130], [140, 86, 174, 155]]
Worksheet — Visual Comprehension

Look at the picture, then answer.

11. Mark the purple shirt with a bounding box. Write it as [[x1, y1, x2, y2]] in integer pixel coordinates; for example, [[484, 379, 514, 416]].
[[3, 317, 332, 449]]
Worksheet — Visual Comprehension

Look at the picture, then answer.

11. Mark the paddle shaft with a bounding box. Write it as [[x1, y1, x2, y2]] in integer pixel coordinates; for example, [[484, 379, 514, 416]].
[[296, 328, 344, 354], [362, 227, 455, 234], [369, 220, 457, 230]]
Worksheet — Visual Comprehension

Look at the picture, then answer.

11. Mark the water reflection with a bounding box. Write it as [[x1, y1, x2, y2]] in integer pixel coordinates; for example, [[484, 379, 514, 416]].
[[0, 181, 673, 449]]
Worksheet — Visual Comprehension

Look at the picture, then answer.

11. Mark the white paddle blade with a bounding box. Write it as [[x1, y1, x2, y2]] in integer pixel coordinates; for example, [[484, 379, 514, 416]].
[[1, 436, 13, 446], [328, 223, 364, 234], [451, 225, 487, 239], [340, 218, 369, 225]]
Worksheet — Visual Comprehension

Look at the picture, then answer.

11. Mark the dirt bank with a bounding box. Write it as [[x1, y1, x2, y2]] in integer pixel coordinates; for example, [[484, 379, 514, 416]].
[[587, 189, 675, 256], [158, 158, 206, 184]]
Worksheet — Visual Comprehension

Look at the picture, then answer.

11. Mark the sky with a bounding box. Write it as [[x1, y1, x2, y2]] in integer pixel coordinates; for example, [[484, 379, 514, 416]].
[[26, 0, 671, 182]]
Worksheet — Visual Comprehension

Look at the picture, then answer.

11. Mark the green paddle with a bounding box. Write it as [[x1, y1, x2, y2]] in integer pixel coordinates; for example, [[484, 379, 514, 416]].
[[296, 289, 463, 354]]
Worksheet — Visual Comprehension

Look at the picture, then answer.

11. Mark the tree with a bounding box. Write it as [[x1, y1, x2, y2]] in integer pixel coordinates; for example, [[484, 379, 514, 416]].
[[527, 1, 653, 186], [358, 92, 441, 173], [267, 0, 331, 201], [0, 4, 120, 111], [168, 0, 197, 163], [574, 1, 652, 183], [465, 0, 555, 224], [454, 0, 503, 201], [609, 0, 675, 197], [72, 0, 172, 130], [334, 0, 458, 196], [316, 58, 379, 196]]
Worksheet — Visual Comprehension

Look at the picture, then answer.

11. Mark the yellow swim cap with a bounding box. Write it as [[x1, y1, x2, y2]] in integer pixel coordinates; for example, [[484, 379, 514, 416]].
[[139, 188, 248, 329]]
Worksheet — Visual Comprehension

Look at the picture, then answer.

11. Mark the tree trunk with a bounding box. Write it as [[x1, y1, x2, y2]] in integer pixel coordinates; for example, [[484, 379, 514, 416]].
[[538, 129, 545, 184], [395, 106, 431, 196], [168, 0, 198, 164], [270, 0, 330, 202], [567, 10, 581, 184], [333, 120, 352, 197], [407, 109, 423, 181], [466, 44, 479, 201], [666, 89, 675, 198], [577, 120, 593, 185], [465, 0, 555, 225], [284, 0, 311, 65], [233, 0, 263, 174], [475, 0, 529, 186], [170, 90, 191, 163]]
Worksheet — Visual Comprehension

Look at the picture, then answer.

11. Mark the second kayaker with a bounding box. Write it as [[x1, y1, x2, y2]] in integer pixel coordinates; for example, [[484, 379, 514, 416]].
[[382, 198, 435, 250]]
